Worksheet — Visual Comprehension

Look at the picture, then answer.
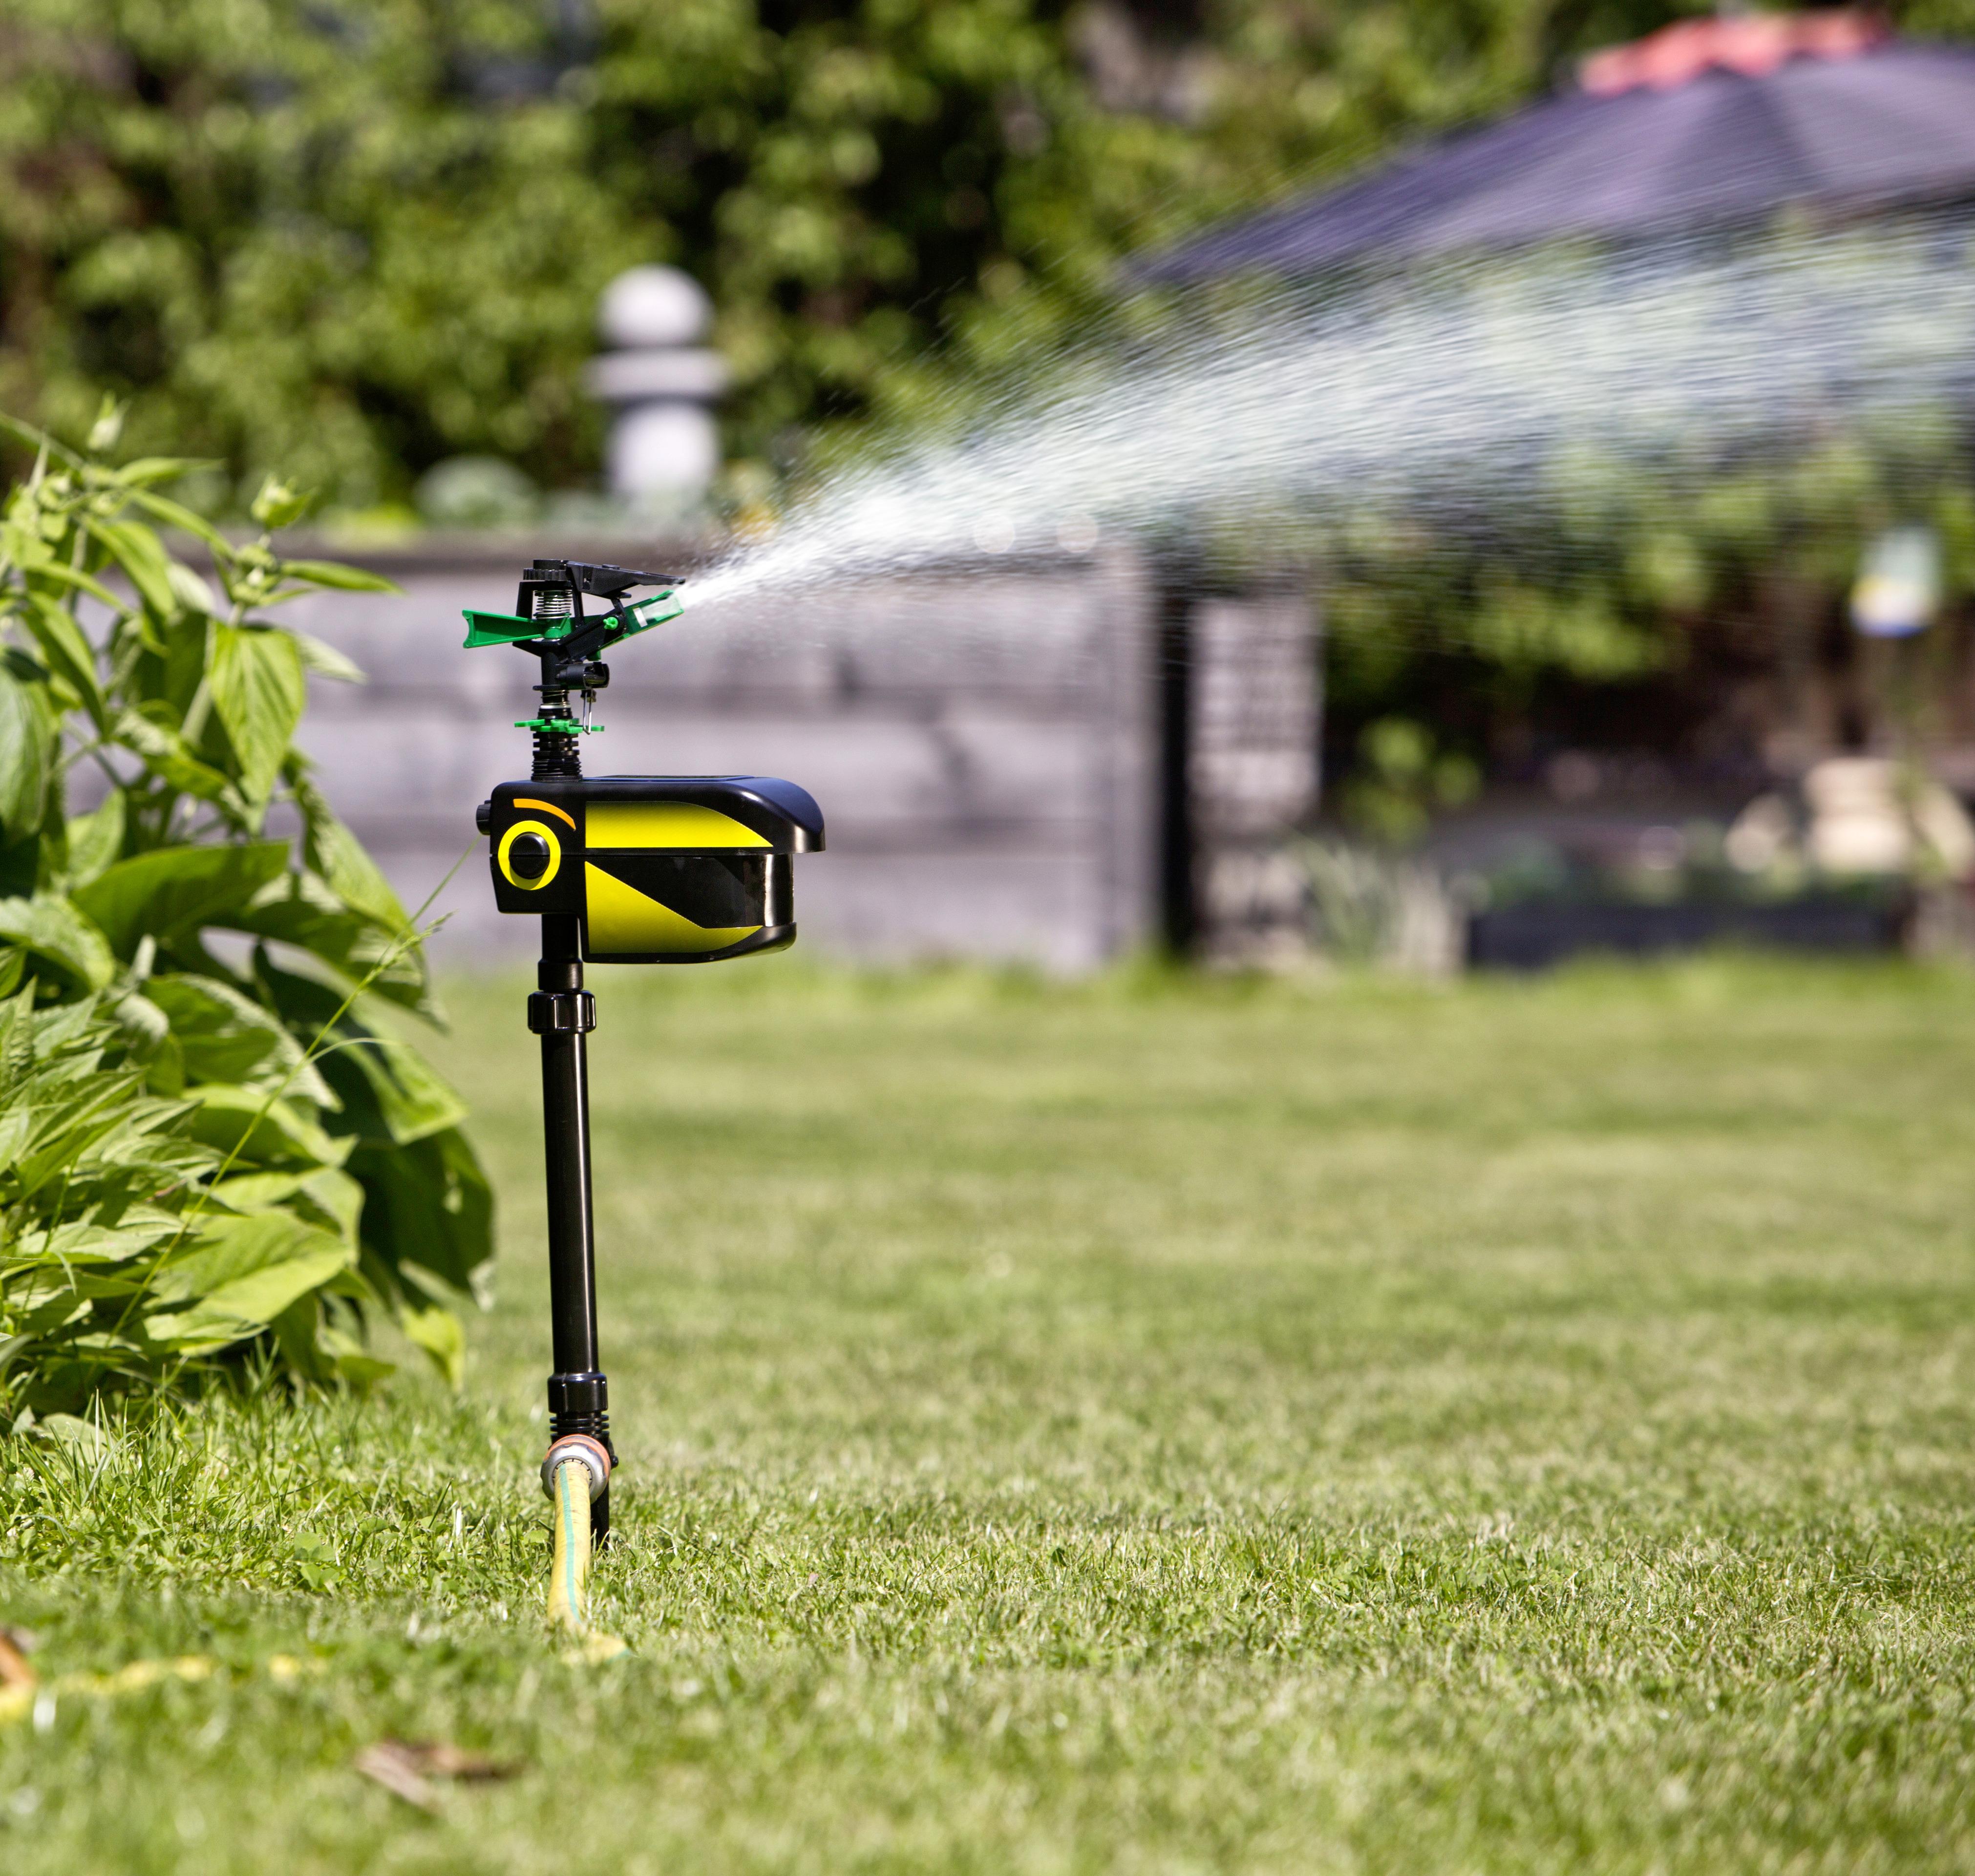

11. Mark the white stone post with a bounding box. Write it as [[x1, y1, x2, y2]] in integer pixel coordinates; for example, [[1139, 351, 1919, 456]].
[[586, 266, 728, 509]]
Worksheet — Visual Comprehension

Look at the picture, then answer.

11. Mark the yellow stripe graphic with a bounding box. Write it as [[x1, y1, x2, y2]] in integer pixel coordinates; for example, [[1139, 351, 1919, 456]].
[[584, 863, 760, 954], [585, 802, 768, 849]]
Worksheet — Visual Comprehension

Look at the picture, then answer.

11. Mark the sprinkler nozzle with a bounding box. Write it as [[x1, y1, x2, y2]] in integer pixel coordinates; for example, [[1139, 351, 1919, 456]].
[[541, 1434, 612, 1503]]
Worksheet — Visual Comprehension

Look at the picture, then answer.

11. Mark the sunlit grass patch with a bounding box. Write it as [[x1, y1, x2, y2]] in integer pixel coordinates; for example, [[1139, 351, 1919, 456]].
[[5, 958, 1975, 1872]]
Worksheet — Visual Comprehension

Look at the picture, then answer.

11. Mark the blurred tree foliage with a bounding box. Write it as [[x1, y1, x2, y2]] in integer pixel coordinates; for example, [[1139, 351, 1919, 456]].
[[0, 0, 641, 505], [0, 0, 1693, 507], [1311, 327, 1975, 774], [8, 0, 1975, 779]]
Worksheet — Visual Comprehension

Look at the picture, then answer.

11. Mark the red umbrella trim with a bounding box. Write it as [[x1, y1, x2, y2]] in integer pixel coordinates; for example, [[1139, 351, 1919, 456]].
[[1580, 8, 1892, 97]]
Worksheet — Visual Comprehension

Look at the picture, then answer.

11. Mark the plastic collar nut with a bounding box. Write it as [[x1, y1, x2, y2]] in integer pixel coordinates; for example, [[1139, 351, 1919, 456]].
[[528, 990, 596, 1035]]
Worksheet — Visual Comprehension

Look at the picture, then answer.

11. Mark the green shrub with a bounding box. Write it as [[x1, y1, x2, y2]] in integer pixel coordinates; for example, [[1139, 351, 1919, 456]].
[[0, 407, 491, 1420], [0, 990, 348, 1414]]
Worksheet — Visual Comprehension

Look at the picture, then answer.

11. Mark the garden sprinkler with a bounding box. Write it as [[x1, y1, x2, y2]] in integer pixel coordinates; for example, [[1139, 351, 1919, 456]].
[[466, 560, 823, 1621]]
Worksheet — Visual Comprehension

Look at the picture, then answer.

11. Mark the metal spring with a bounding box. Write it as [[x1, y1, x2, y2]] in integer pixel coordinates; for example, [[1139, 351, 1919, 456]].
[[531, 728, 582, 780], [529, 589, 582, 779]]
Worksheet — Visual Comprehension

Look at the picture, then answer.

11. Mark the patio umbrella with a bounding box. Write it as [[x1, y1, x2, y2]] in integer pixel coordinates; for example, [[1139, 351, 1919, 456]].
[[1141, 11, 1975, 281]]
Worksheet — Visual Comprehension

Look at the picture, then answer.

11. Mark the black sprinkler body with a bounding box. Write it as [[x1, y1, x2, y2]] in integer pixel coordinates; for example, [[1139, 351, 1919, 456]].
[[468, 560, 824, 1542]]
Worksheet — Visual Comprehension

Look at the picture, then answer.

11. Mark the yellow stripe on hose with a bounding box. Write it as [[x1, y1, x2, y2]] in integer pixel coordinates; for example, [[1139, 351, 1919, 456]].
[[545, 1460, 629, 1660]]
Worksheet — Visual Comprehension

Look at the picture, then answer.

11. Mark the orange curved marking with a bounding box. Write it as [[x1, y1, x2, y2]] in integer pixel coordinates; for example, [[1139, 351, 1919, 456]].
[[513, 797, 577, 829]]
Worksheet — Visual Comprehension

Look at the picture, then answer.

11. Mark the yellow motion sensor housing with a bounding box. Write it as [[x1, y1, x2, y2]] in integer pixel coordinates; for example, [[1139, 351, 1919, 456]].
[[479, 777, 825, 963]]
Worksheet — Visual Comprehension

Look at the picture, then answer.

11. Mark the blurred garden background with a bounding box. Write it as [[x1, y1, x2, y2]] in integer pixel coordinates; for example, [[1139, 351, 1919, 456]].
[[18, 1, 1975, 970], [9, 4, 1975, 1871]]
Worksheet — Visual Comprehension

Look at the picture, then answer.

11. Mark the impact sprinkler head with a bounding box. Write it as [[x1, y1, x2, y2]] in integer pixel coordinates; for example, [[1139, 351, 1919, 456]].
[[462, 559, 684, 770]]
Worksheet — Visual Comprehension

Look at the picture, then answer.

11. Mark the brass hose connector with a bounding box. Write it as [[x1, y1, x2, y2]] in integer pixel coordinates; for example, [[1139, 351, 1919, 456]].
[[539, 1433, 612, 1503]]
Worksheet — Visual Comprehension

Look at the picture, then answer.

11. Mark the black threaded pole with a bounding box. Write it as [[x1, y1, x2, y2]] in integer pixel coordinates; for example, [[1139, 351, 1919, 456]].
[[539, 917, 597, 1383], [532, 911, 611, 1541]]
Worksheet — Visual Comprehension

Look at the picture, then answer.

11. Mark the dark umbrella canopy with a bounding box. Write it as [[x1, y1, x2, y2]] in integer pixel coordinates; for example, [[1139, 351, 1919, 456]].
[[1142, 20, 1975, 282]]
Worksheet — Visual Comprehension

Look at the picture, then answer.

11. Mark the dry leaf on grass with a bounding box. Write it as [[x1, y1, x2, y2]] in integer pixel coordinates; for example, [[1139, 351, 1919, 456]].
[[355, 1738, 522, 1811], [0, 1625, 38, 1727], [0, 1626, 38, 1691]]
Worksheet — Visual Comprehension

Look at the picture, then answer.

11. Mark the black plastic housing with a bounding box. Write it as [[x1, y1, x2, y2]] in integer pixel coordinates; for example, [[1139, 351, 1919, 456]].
[[481, 775, 825, 963]]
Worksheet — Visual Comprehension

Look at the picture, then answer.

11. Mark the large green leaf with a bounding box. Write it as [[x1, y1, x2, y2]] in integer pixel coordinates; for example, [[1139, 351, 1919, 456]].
[[147, 1212, 354, 1350], [288, 764, 410, 934], [257, 959, 463, 1144], [0, 661, 52, 841], [87, 516, 178, 618], [328, 1031, 466, 1144], [182, 1084, 349, 1171], [232, 873, 433, 1014], [211, 1165, 359, 1237], [0, 895, 114, 991], [74, 841, 289, 958], [150, 1210, 353, 1308], [209, 623, 305, 804], [349, 1125, 494, 1303], [155, 1246, 351, 1348], [146, 972, 333, 1103]]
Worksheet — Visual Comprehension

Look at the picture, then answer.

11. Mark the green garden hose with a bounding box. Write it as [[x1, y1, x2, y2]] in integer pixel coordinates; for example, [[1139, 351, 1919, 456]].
[[547, 1456, 594, 1636], [541, 1434, 623, 1655]]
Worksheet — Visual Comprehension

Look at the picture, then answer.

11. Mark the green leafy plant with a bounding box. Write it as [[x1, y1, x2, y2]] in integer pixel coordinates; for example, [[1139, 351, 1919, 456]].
[[0, 991, 360, 1418], [1339, 717, 1481, 848], [0, 407, 491, 1416]]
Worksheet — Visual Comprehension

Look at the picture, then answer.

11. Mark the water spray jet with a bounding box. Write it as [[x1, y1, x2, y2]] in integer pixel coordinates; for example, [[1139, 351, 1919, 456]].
[[671, 217, 1975, 640]]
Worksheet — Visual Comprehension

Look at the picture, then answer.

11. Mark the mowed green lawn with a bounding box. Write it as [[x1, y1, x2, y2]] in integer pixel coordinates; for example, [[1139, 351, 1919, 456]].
[[7, 957, 1975, 1873]]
